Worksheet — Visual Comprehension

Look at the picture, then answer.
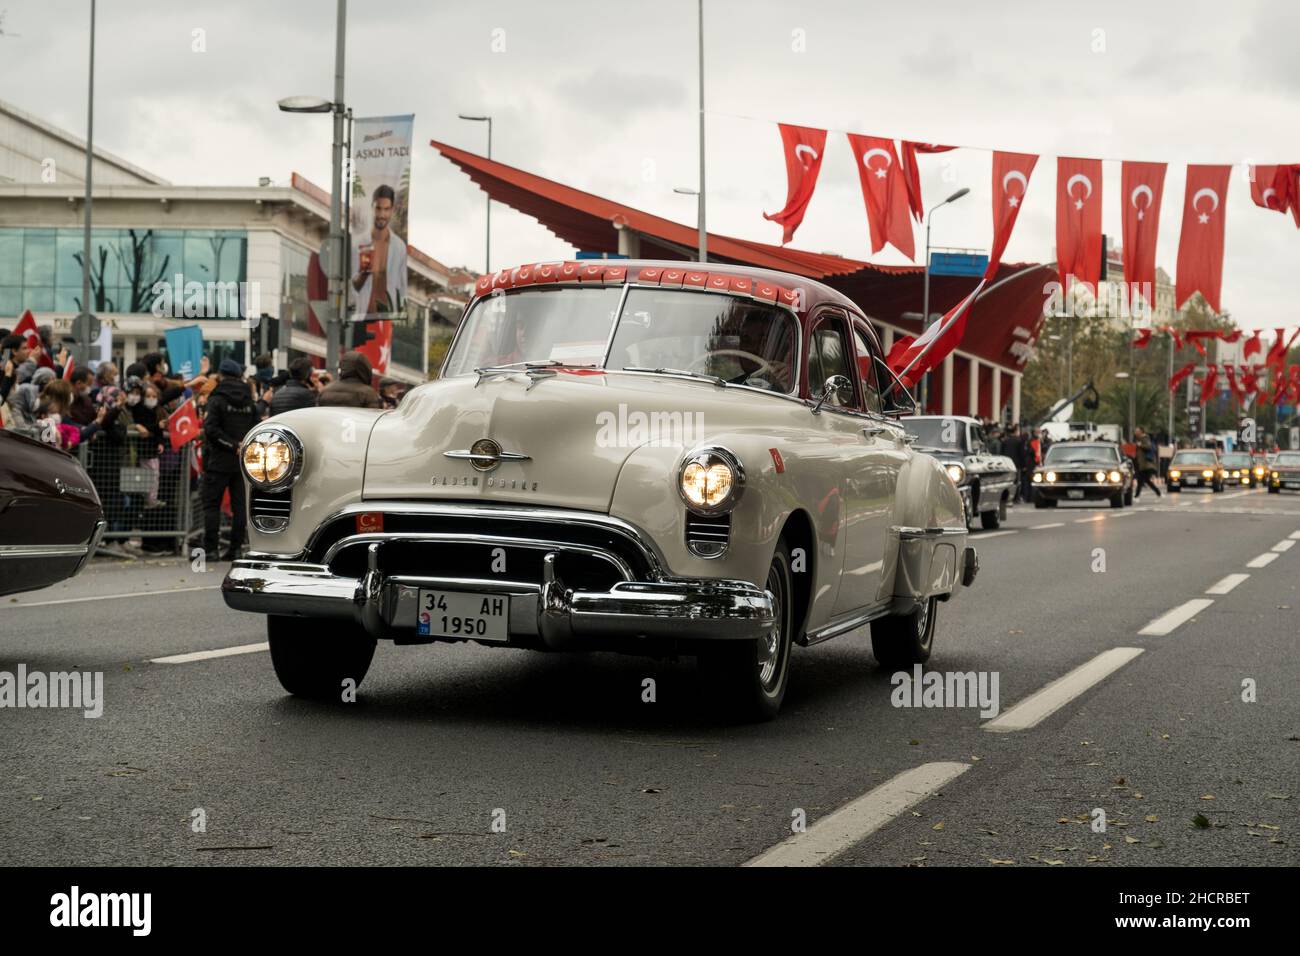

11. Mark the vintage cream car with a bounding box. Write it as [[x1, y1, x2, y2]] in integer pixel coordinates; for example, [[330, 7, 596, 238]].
[[223, 261, 978, 719]]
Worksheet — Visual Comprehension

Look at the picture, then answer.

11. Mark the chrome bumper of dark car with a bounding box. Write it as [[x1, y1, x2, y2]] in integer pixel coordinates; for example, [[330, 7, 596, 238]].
[[222, 543, 774, 647]]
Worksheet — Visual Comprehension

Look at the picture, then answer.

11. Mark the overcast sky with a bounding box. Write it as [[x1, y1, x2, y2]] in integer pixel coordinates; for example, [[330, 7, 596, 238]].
[[4, 0, 1299, 328]]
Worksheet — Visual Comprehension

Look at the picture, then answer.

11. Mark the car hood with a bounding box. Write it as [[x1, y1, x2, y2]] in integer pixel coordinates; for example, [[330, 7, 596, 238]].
[[361, 371, 776, 512]]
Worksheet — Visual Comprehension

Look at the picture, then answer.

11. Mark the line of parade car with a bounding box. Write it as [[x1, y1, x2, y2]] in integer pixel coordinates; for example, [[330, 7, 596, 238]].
[[7, 259, 1300, 720]]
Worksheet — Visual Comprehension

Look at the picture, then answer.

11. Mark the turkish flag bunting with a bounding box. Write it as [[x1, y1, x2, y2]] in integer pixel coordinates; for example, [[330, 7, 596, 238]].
[[900, 142, 956, 222], [168, 399, 201, 451], [1248, 164, 1300, 225], [1132, 328, 1153, 348], [1243, 330, 1263, 359], [985, 151, 1038, 280], [1056, 157, 1104, 291], [1168, 362, 1197, 392], [1199, 365, 1219, 403], [1223, 365, 1245, 403], [1120, 161, 1166, 313], [356, 320, 393, 376], [1265, 327, 1300, 371], [1175, 164, 1231, 312], [846, 134, 915, 260], [763, 124, 828, 244], [886, 279, 986, 388]]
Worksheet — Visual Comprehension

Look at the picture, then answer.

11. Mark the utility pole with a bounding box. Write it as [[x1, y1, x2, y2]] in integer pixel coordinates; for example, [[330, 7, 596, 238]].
[[77, 0, 96, 365], [326, 0, 347, 374], [696, 0, 707, 263]]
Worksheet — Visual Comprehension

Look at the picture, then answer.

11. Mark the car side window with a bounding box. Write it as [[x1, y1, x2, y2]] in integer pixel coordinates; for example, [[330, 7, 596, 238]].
[[808, 316, 859, 410], [851, 324, 883, 414]]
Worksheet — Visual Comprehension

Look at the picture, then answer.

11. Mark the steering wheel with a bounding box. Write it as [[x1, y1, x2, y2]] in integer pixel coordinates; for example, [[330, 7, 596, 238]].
[[688, 349, 777, 382]]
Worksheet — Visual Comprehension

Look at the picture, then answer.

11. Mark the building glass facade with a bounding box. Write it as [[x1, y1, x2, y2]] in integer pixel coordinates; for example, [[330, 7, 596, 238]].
[[0, 227, 246, 318]]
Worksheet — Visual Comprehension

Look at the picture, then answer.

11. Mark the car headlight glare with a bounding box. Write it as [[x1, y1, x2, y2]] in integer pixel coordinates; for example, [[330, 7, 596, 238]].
[[679, 447, 743, 514], [945, 463, 965, 484], [1108, 470, 1121, 482], [1094, 470, 1106, 482], [1032, 472, 1043, 483], [1046, 471, 1057, 482], [1169, 469, 1181, 478], [1202, 469, 1214, 478], [241, 429, 302, 489]]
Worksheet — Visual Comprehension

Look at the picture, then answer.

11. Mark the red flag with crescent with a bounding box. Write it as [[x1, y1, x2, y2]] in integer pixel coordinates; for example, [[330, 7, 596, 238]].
[[985, 151, 1038, 280], [167, 398, 201, 451], [1265, 328, 1300, 371], [1176, 165, 1231, 312], [1223, 365, 1245, 403], [1056, 157, 1104, 292], [1120, 161, 1166, 313], [886, 279, 986, 388], [846, 134, 915, 260], [1243, 330, 1263, 359], [900, 142, 956, 222], [1199, 365, 1219, 403], [1168, 361, 1196, 392], [763, 124, 828, 245], [1132, 328, 1153, 348], [1248, 165, 1296, 219]]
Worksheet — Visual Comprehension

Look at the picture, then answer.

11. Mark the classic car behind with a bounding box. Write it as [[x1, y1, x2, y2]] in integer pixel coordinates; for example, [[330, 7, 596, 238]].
[[1267, 451, 1300, 493], [1167, 449, 1223, 493], [1031, 441, 1134, 507], [1217, 452, 1256, 487], [223, 261, 978, 719], [901, 415, 1017, 529], [0, 429, 105, 597]]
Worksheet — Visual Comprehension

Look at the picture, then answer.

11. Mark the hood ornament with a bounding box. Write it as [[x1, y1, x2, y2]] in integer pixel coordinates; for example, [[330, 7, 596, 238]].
[[444, 438, 531, 473]]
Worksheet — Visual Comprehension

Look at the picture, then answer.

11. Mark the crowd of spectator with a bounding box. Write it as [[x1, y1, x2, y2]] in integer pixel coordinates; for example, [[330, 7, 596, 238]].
[[1, 322, 407, 559]]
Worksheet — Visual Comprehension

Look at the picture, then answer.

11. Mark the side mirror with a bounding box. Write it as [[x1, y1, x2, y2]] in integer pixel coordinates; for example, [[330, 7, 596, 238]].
[[812, 374, 853, 414]]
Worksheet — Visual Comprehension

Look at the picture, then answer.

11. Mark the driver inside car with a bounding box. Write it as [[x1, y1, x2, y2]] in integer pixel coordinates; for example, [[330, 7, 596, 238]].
[[708, 313, 793, 393]]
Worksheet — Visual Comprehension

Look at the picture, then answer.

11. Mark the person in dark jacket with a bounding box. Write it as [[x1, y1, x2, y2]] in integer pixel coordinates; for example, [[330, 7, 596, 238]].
[[201, 359, 258, 561], [269, 357, 320, 416], [1133, 426, 1162, 498], [318, 351, 382, 409]]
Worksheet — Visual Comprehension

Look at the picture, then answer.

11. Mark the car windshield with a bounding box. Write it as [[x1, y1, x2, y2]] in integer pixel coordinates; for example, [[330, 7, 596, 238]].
[[1276, 453, 1300, 466], [1220, 454, 1251, 466], [1173, 451, 1217, 465], [444, 286, 798, 393], [1044, 443, 1118, 464], [901, 418, 966, 451]]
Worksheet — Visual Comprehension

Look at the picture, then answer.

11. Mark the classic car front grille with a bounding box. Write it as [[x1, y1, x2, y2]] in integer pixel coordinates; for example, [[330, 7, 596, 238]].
[[1054, 471, 1104, 483], [250, 490, 293, 532], [685, 512, 731, 558]]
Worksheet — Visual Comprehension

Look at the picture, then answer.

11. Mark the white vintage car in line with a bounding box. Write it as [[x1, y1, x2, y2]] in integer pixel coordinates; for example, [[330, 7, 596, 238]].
[[223, 261, 978, 719]]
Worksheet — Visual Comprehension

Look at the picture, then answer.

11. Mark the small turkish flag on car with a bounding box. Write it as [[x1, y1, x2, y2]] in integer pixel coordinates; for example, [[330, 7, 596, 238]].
[[168, 399, 201, 451]]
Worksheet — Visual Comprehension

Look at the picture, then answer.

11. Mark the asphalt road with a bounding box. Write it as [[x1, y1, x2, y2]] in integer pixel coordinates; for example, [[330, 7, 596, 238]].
[[2, 487, 1298, 867]]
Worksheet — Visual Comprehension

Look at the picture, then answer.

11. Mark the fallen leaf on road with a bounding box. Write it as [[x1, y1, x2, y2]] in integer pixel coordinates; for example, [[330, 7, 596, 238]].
[[1200, 794, 1215, 800], [931, 822, 945, 831], [1192, 814, 1211, 829], [987, 858, 1016, 865], [1124, 836, 1140, 844], [1145, 815, 1159, 823]]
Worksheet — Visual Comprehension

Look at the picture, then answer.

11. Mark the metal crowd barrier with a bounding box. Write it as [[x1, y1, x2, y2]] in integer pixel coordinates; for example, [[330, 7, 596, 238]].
[[77, 433, 197, 555]]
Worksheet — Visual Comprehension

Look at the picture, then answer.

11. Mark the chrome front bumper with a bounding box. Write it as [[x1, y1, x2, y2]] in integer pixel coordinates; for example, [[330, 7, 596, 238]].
[[222, 544, 774, 647]]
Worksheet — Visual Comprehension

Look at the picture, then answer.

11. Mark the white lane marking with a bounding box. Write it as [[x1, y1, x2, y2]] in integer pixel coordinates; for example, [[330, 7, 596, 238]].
[[1289, 530, 1300, 540], [150, 642, 269, 665], [1074, 515, 1106, 523], [1272, 540, 1295, 553], [1138, 598, 1215, 636], [974, 530, 1018, 539], [1219, 489, 1252, 500], [745, 762, 971, 867], [3, 585, 219, 610], [1206, 573, 1249, 595], [1247, 552, 1279, 568], [1031, 522, 1065, 530], [983, 648, 1145, 733]]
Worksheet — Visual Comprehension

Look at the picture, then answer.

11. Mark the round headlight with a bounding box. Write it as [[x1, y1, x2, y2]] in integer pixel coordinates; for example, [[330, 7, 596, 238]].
[[1094, 470, 1107, 482], [241, 428, 302, 489], [945, 463, 965, 484], [679, 447, 743, 514], [1169, 469, 1181, 478], [1046, 471, 1057, 482], [1108, 470, 1121, 482], [1032, 472, 1043, 483], [1202, 469, 1214, 478]]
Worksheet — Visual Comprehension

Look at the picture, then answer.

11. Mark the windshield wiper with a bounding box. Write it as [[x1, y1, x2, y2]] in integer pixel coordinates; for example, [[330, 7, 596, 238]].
[[621, 366, 727, 387], [474, 360, 598, 388]]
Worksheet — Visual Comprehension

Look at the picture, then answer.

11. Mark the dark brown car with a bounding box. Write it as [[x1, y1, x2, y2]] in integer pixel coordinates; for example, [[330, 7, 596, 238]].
[[0, 430, 105, 597]]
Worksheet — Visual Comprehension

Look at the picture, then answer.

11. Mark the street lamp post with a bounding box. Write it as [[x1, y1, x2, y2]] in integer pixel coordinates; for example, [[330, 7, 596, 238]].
[[76, 0, 96, 366], [458, 114, 493, 273], [919, 187, 970, 411], [695, 0, 707, 263], [674, 186, 703, 259]]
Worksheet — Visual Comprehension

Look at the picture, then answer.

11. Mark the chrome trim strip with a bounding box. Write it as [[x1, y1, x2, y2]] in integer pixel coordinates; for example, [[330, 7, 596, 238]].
[[892, 526, 968, 539], [0, 543, 91, 559], [321, 531, 635, 581], [803, 600, 894, 645], [443, 450, 532, 463]]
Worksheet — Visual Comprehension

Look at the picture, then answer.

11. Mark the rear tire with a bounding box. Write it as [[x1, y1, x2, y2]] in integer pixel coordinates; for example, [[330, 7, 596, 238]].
[[267, 614, 376, 700], [1168, 483, 1180, 493], [871, 596, 938, 669], [701, 542, 794, 722], [1268, 485, 1279, 494], [980, 507, 1000, 529]]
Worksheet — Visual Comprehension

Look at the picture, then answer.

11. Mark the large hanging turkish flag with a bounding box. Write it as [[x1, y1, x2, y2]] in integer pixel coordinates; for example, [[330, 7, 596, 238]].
[[899, 142, 956, 222], [1120, 161, 1166, 313], [763, 123, 827, 245], [1249, 165, 1292, 214], [356, 320, 393, 377], [1175, 165, 1231, 312], [1056, 157, 1103, 292], [846, 134, 915, 260], [984, 151, 1038, 280], [885, 279, 986, 388]]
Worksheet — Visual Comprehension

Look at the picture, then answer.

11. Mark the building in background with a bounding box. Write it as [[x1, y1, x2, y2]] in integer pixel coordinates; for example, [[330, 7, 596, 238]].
[[0, 98, 468, 382]]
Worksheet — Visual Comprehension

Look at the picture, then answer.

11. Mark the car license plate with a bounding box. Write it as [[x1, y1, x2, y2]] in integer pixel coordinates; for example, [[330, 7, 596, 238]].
[[1067, 490, 1084, 499], [1286, 482, 1299, 489], [1188, 478, 1200, 485], [417, 590, 509, 642]]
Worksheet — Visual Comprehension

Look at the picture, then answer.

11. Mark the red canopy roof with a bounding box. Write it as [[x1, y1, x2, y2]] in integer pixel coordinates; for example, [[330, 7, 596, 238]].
[[431, 139, 1052, 376]]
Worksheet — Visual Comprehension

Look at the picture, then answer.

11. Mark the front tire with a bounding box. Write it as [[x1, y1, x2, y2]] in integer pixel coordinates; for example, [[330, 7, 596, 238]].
[[1110, 492, 1124, 509], [267, 614, 376, 700], [702, 542, 794, 721], [871, 595, 938, 669], [1124, 486, 1134, 506], [980, 506, 1001, 529]]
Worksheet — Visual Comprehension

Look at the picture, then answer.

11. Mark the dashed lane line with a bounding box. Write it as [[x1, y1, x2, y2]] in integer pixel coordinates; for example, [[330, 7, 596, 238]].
[[1138, 598, 1216, 636], [973, 530, 1018, 539], [1272, 540, 1296, 553], [1206, 573, 1249, 595], [1030, 522, 1065, 530], [3, 585, 220, 610], [1246, 552, 1279, 569], [744, 762, 971, 867], [983, 647, 1145, 733], [150, 642, 269, 665], [1074, 515, 1106, 523]]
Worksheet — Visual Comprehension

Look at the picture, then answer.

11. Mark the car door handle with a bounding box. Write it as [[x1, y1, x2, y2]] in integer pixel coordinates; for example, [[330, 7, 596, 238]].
[[863, 425, 890, 438]]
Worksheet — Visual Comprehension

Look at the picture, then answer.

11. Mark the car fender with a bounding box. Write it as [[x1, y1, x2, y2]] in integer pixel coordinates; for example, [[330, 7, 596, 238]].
[[881, 452, 967, 604]]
